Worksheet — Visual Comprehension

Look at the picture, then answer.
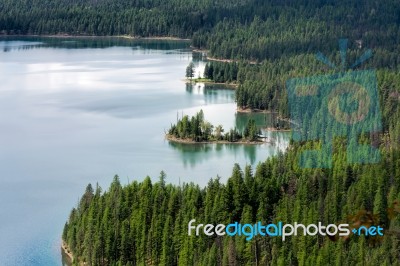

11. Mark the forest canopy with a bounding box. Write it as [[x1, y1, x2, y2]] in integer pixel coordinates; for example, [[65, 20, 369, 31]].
[[1, 0, 400, 61], [64, 144, 400, 265], [42, 0, 400, 264]]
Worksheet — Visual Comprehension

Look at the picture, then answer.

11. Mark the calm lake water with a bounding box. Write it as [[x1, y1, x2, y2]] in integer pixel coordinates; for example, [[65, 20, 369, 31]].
[[0, 37, 289, 265]]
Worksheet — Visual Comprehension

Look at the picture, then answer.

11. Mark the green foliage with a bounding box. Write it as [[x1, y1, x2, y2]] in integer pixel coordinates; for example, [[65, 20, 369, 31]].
[[3, 0, 400, 62], [64, 144, 400, 265], [168, 110, 264, 143], [243, 119, 259, 141], [4, 0, 400, 128], [44, 0, 400, 264], [204, 56, 400, 130], [193, 3, 400, 62], [186, 62, 195, 79]]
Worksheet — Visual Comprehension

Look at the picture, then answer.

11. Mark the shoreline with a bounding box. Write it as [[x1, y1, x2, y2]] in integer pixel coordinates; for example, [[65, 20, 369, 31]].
[[2, 34, 259, 66], [166, 134, 271, 145], [191, 48, 209, 53], [191, 48, 258, 64], [206, 56, 258, 65], [8, 32, 289, 264], [0, 34, 191, 41], [184, 79, 238, 88], [124, 35, 191, 41], [61, 241, 74, 264], [1, 34, 261, 66], [236, 108, 278, 114]]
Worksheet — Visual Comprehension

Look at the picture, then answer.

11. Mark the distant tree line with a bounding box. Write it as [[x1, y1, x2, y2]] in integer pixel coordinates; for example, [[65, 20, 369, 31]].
[[5, 0, 400, 128], [192, 2, 400, 61], [33, 0, 400, 264], [2, 0, 400, 62]]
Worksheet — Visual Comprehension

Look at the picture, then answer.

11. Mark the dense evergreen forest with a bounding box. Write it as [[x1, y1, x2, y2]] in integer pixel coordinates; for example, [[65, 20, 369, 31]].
[[64, 51, 400, 265], [201, 45, 400, 114], [31, 0, 400, 264], [63, 142, 400, 265], [1, 0, 399, 60], [3, 0, 400, 114]]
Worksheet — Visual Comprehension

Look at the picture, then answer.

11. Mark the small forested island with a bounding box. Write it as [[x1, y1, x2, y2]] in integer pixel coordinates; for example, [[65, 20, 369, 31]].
[[7, 0, 398, 264], [166, 110, 263, 144]]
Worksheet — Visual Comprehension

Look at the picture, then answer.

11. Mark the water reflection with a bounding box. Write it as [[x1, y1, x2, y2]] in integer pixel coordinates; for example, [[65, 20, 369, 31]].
[[168, 132, 290, 168], [168, 141, 259, 167], [235, 112, 273, 132], [169, 83, 290, 168], [0, 37, 290, 265], [185, 82, 235, 104], [0, 36, 190, 52], [191, 51, 207, 62]]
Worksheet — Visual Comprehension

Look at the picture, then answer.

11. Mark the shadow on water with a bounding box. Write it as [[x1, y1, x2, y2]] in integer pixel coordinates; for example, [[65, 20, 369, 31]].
[[168, 141, 258, 167], [235, 112, 275, 132], [170, 83, 292, 168], [0, 36, 190, 52], [191, 51, 207, 62], [184, 84, 288, 133], [185, 83, 235, 104]]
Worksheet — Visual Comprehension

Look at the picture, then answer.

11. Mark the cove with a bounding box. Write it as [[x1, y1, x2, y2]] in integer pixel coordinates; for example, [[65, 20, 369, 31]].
[[0, 36, 289, 265]]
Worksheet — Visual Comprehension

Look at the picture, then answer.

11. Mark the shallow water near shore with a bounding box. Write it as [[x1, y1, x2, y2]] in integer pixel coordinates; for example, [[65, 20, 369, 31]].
[[0, 37, 289, 265]]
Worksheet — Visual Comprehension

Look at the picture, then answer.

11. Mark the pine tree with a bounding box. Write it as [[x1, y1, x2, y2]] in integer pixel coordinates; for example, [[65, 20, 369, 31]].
[[186, 62, 195, 80]]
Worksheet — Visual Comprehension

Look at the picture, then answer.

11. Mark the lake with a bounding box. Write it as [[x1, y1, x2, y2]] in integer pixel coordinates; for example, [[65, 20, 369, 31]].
[[0, 37, 289, 265]]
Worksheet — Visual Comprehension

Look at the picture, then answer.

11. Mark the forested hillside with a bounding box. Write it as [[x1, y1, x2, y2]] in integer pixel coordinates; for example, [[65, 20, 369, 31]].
[[0, 0, 297, 38], [203, 50, 400, 115], [38, 0, 400, 264], [64, 38, 400, 264], [2, 0, 400, 60], [64, 142, 400, 265], [65, 47, 400, 265], [2, 0, 400, 114]]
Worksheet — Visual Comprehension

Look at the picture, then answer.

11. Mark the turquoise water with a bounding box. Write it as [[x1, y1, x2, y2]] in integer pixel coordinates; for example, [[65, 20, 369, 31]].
[[0, 37, 289, 265]]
